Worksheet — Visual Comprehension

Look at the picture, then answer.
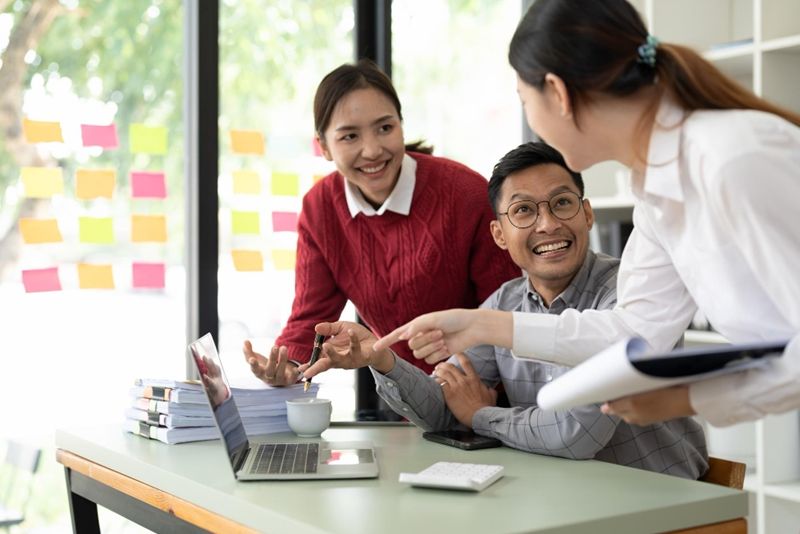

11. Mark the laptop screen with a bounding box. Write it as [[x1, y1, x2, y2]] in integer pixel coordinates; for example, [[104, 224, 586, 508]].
[[188, 333, 249, 469]]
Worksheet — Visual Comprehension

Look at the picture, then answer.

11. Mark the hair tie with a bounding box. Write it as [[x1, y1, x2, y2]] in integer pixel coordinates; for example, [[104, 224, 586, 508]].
[[637, 35, 659, 67]]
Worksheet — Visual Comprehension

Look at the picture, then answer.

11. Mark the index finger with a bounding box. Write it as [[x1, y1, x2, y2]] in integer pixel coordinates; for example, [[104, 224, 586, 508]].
[[372, 322, 412, 352]]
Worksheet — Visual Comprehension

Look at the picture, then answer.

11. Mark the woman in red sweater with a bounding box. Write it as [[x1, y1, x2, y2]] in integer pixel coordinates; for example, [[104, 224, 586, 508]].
[[244, 59, 519, 385]]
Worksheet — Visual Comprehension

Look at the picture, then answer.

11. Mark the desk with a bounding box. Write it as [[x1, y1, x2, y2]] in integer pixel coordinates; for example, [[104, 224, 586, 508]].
[[56, 424, 746, 534]]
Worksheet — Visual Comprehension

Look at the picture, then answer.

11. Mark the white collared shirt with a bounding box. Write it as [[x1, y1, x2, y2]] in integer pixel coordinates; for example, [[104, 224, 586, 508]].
[[512, 99, 800, 426], [344, 154, 416, 217]]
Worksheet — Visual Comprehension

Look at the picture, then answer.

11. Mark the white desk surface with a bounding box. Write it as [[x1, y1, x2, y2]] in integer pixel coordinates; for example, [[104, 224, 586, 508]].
[[56, 424, 747, 534]]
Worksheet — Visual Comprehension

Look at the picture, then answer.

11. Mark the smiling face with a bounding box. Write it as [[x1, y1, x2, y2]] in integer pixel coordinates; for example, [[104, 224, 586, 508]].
[[490, 163, 594, 302], [318, 87, 405, 206]]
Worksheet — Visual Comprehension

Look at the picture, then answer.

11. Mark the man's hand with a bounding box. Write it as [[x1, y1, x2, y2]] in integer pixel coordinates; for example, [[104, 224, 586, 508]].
[[373, 309, 513, 364], [601, 385, 695, 425], [300, 321, 396, 380], [432, 353, 497, 428], [243, 341, 300, 387]]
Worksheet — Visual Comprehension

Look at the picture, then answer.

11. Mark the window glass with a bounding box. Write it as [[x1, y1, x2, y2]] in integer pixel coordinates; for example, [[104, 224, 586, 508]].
[[0, 1, 185, 529], [218, 0, 355, 420], [392, 0, 522, 178]]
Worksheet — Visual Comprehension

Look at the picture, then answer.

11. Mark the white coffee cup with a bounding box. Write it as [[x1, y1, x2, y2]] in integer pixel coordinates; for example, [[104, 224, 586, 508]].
[[286, 398, 332, 437]]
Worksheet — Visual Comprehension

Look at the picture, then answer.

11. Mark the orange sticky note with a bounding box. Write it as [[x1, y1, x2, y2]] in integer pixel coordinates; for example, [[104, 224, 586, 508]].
[[79, 217, 114, 244], [22, 118, 63, 143], [232, 170, 261, 194], [76, 169, 116, 199], [270, 171, 300, 196], [132, 262, 165, 289], [77, 263, 115, 289], [19, 218, 62, 244], [21, 167, 64, 198], [313, 174, 326, 184], [271, 249, 296, 271], [230, 129, 265, 155], [232, 250, 264, 272], [22, 267, 62, 292], [131, 214, 167, 242], [130, 124, 167, 154], [231, 211, 260, 235]]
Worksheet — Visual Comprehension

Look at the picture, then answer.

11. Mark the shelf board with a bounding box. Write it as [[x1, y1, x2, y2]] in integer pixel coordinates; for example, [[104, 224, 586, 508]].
[[588, 197, 634, 224], [705, 42, 755, 61], [763, 481, 800, 502], [761, 34, 800, 53]]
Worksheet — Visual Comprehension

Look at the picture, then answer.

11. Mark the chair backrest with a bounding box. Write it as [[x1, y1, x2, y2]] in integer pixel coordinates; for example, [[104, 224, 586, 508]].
[[0, 440, 42, 528], [699, 456, 746, 490]]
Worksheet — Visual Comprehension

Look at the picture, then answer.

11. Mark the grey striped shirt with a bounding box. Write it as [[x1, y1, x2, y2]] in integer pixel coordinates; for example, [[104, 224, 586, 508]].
[[372, 250, 708, 479]]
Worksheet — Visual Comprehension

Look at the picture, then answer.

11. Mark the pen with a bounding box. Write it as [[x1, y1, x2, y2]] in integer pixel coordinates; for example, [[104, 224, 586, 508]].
[[303, 333, 325, 392]]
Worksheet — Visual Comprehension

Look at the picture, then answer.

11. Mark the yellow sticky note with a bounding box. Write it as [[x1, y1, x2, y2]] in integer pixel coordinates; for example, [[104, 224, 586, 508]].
[[76, 169, 116, 199], [271, 249, 296, 271], [232, 170, 261, 194], [77, 263, 115, 289], [130, 124, 167, 154], [270, 171, 300, 196], [21, 167, 64, 198], [79, 217, 114, 244], [231, 211, 260, 235], [229, 129, 265, 155], [131, 214, 167, 242], [232, 250, 264, 272], [19, 218, 62, 244], [22, 118, 63, 143]]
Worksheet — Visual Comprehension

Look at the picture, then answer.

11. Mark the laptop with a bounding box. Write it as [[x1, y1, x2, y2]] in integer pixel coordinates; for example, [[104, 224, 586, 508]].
[[188, 333, 379, 480]]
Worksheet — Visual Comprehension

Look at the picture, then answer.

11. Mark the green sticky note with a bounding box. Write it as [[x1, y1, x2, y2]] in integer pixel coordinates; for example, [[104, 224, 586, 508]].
[[231, 211, 260, 235], [270, 171, 300, 197], [79, 217, 114, 243], [129, 124, 167, 154]]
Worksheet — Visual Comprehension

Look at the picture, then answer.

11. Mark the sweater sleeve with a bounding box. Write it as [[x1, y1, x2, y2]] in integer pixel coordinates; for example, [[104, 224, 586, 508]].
[[275, 194, 348, 363]]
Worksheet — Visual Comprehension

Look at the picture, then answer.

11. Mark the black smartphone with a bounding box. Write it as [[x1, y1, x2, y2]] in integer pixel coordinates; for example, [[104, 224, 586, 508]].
[[422, 430, 503, 450]]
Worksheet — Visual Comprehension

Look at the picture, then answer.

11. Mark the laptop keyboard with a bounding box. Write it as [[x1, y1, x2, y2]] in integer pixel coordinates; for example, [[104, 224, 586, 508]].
[[251, 443, 319, 474]]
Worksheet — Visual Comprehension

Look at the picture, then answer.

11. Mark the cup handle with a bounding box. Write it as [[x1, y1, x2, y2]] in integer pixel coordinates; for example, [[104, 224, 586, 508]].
[[327, 403, 332, 417]]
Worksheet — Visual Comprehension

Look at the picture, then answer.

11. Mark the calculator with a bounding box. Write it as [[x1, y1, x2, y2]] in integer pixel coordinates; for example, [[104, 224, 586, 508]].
[[398, 461, 504, 492]]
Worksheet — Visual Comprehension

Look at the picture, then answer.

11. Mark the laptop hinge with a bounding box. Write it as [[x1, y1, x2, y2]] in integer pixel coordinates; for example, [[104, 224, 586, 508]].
[[233, 447, 250, 473]]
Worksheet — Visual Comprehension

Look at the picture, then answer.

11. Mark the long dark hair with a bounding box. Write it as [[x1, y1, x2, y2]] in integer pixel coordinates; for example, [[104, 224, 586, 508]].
[[509, 0, 800, 131], [313, 59, 433, 154]]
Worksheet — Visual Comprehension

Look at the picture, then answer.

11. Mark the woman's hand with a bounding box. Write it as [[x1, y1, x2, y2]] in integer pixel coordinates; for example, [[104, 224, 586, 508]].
[[243, 341, 300, 387]]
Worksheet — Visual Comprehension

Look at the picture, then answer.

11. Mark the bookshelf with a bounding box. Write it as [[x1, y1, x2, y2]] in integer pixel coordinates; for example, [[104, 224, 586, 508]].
[[584, 1, 800, 532]]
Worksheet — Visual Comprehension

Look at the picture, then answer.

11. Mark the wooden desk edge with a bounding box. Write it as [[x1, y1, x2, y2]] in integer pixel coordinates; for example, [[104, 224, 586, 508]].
[[56, 449, 258, 534]]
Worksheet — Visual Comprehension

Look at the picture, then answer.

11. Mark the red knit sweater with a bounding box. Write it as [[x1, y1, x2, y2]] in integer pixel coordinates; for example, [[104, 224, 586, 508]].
[[275, 152, 519, 374]]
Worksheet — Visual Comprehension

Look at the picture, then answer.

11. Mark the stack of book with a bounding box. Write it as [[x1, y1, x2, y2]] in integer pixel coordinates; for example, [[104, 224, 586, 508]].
[[124, 378, 319, 444]]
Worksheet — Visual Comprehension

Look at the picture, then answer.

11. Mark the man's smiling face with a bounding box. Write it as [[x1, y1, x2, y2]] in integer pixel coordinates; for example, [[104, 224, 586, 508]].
[[490, 163, 594, 297]]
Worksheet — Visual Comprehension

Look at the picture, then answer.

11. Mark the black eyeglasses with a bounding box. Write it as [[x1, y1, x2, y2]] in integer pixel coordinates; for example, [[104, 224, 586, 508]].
[[498, 191, 583, 229]]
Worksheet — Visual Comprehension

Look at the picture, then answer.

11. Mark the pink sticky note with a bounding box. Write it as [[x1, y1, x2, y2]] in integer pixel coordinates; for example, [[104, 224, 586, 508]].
[[81, 124, 119, 149], [22, 267, 62, 293], [132, 262, 165, 289], [271, 211, 298, 232], [312, 137, 323, 157], [131, 171, 167, 199]]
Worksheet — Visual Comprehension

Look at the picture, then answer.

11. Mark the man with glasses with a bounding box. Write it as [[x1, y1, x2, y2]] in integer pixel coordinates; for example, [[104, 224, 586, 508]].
[[304, 142, 707, 479]]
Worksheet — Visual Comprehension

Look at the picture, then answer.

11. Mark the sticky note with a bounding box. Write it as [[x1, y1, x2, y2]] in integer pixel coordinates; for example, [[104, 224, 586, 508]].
[[271, 211, 298, 232], [313, 174, 326, 184], [77, 263, 115, 289], [312, 137, 324, 157], [130, 124, 167, 154], [19, 218, 62, 244], [132, 262, 165, 289], [80, 123, 118, 149], [230, 129, 265, 155], [131, 215, 167, 242], [232, 170, 261, 194], [231, 211, 260, 235], [76, 169, 116, 199], [22, 118, 63, 143], [21, 167, 64, 198], [232, 250, 264, 271], [271, 249, 296, 271], [131, 171, 167, 199], [22, 267, 62, 293], [79, 217, 115, 244], [270, 171, 300, 196]]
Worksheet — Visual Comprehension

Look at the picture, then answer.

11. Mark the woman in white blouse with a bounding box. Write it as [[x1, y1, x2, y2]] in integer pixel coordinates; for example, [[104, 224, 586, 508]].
[[375, 0, 800, 428]]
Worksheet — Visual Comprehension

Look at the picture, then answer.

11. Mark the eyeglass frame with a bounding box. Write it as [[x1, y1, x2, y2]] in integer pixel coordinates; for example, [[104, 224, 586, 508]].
[[497, 191, 585, 229]]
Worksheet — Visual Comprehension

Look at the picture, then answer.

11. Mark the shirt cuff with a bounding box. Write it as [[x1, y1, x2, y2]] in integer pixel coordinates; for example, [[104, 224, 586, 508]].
[[511, 311, 558, 360]]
